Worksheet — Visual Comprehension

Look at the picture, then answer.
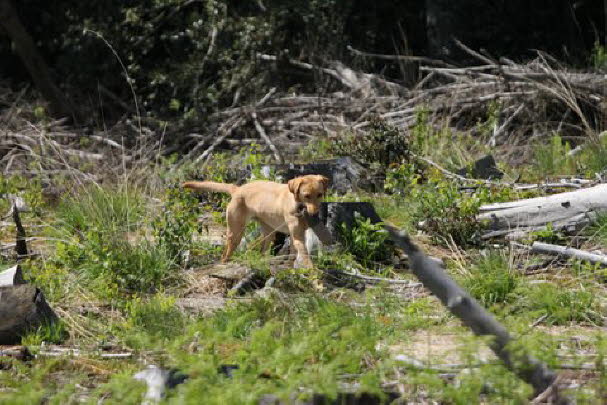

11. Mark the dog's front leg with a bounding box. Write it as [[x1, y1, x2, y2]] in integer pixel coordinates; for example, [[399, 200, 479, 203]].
[[287, 219, 313, 268]]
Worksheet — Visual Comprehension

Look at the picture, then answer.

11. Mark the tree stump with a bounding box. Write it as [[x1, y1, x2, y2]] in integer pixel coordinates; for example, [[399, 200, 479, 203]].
[[260, 157, 379, 194], [0, 285, 58, 344], [277, 202, 383, 255]]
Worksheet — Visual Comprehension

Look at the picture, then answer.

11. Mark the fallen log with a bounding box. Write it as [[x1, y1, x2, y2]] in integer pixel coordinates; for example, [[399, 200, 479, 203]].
[[0, 285, 59, 344], [479, 183, 607, 238], [259, 157, 378, 194], [530, 242, 607, 266], [385, 226, 569, 401]]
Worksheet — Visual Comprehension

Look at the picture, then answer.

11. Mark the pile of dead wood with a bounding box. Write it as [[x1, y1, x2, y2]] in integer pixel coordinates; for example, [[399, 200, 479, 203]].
[[183, 41, 607, 164], [3, 40, 606, 175]]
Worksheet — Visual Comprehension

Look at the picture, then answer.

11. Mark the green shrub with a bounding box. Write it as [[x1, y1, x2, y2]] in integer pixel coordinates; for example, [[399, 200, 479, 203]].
[[331, 119, 409, 168], [152, 185, 200, 264], [338, 214, 391, 268], [411, 176, 482, 247], [384, 162, 422, 195]]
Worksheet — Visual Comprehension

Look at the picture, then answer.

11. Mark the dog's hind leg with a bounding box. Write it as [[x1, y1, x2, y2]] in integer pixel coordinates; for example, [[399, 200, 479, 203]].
[[259, 222, 277, 254], [221, 199, 248, 263]]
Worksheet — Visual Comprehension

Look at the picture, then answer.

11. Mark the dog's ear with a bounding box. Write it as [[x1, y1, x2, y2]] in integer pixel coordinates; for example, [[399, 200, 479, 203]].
[[318, 175, 329, 193], [288, 177, 304, 196]]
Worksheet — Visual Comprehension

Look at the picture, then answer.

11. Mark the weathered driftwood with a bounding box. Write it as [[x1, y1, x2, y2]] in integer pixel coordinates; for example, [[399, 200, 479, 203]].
[[385, 226, 567, 401], [0, 285, 58, 344], [531, 242, 607, 266], [0, 265, 25, 286], [479, 183, 607, 238]]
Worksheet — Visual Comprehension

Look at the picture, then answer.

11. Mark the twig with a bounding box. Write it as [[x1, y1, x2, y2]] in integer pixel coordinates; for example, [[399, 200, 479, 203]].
[[251, 112, 283, 163], [346, 45, 452, 67], [324, 269, 422, 286], [531, 241, 607, 266]]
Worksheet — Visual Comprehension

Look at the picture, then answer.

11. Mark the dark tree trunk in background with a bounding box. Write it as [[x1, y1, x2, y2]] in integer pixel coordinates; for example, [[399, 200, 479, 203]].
[[0, 0, 74, 119], [425, 0, 457, 60], [425, 0, 586, 63]]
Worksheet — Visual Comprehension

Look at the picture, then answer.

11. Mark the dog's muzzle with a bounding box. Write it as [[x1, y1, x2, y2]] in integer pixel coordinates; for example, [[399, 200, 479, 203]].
[[293, 202, 307, 217]]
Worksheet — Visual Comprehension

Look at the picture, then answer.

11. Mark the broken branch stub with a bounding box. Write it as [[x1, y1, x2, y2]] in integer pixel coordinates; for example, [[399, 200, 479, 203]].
[[12, 204, 28, 258]]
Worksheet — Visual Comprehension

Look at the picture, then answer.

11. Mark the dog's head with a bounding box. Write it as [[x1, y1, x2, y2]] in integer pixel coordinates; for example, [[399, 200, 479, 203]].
[[288, 175, 329, 216]]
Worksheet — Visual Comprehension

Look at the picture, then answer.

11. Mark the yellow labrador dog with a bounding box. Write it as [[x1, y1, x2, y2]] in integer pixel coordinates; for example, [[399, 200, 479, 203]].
[[183, 175, 328, 267]]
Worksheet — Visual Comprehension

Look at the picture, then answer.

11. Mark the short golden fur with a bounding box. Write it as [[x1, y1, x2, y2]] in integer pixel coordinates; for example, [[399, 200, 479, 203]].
[[183, 175, 329, 267]]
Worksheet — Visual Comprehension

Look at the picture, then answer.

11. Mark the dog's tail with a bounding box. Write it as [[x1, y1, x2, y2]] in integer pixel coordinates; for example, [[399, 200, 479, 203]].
[[182, 181, 238, 195]]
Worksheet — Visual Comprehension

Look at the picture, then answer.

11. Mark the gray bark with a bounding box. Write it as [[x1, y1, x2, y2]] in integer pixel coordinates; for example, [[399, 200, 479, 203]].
[[531, 242, 607, 266], [385, 226, 568, 401], [0, 284, 58, 344], [479, 184, 607, 238]]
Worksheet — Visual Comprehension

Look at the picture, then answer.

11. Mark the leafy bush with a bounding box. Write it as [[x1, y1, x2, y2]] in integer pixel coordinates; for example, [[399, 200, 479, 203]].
[[338, 214, 391, 267], [411, 176, 482, 247], [384, 162, 422, 195], [331, 119, 410, 168], [152, 185, 200, 264]]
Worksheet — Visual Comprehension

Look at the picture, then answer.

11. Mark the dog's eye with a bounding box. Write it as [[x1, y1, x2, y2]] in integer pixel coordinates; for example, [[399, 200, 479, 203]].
[[304, 194, 311, 199], [317, 193, 322, 198]]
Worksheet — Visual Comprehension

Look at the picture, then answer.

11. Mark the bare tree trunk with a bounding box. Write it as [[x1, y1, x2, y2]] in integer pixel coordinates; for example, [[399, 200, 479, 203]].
[[0, 0, 74, 119]]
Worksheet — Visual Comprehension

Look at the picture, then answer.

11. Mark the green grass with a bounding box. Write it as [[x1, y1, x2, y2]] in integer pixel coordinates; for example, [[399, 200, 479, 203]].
[[461, 251, 520, 308], [1, 132, 606, 404], [512, 283, 602, 325], [54, 184, 144, 236], [532, 134, 576, 178]]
